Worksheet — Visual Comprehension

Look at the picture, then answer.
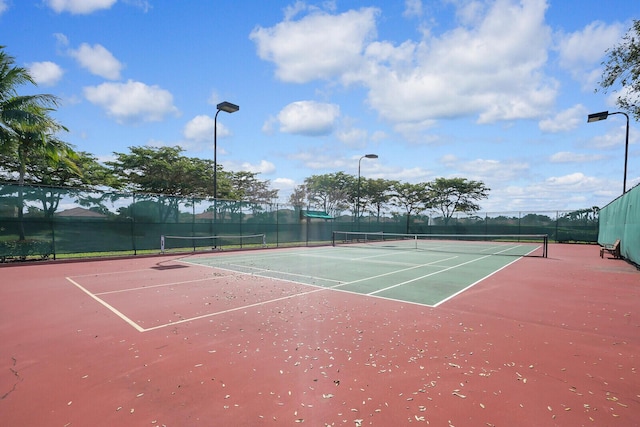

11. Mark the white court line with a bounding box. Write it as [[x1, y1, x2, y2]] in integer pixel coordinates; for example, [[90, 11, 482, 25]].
[[369, 245, 525, 296], [141, 286, 328, 332], [432, 256, 524, 307], [66, 277, 145, 332], [93, 274, 243, 296]]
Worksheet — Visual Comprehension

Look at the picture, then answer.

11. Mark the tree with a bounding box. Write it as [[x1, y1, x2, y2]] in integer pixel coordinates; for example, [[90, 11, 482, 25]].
[[288, 184, 307, 207], [107, 146, 216, 196], [304, 172, 355, 216], [0, 47, 74, 241], [107, 146, 218, 223], [426, 177, 489, 225], [597, 20, 640, 120], [229, 171, 278, 204], [0, 46, 61, 151], [390, 181, 428, 233], [3, 105, 75, 239], [361, 178, 394, 221]]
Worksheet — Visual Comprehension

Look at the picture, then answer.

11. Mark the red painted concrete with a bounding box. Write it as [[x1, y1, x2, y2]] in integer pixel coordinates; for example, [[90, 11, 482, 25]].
[[1, 245, 638, 426]]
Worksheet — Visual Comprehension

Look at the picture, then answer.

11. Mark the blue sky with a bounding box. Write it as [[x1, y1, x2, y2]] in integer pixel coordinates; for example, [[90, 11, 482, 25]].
[[1, 0, 639, 212]]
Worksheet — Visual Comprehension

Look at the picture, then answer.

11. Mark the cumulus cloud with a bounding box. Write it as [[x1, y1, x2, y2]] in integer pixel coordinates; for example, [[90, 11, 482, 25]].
[[403, 0, 423, 19], [83, 80, 179, 123], [253, 0, 559, 127], [277, 101, 340, 136], [28, 61, 64, 86], [549, 152, 605, 163], [232, 160, 276, 175], [538, 104, 587, 133], [250, 7, 378, 83], [69, 43, 123, 80], [45, 0, 117, 14], [183, 114, 232, 142], [555, 20, 624, 87]]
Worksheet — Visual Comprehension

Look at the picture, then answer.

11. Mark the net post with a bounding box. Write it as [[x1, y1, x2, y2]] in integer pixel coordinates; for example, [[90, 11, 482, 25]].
[[160, 235, 165, 254], [544, 234, 548, 258], [332, 231, 336, 247]]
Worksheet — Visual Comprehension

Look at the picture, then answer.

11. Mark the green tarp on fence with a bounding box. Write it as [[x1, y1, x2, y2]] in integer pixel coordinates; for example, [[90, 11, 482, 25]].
[[598, 184, 640, 265], [0, 183, 600, 260]]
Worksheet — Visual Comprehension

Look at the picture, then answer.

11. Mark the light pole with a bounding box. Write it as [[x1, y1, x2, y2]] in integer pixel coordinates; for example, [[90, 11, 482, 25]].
[[587, 110, 629, 194], [214, 101, 239, 200], [357, 154, 378, 230]]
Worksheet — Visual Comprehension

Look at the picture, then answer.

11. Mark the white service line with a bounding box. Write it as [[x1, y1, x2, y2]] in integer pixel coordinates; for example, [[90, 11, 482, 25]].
[[369, 254, 495, 295], [66, 276, 145, 332]]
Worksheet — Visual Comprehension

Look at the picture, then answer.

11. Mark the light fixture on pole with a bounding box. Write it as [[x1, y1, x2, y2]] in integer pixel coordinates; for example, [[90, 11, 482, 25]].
[[214, 101, 239, 200], [587, 110, 629, 194], [357, 154, 378, 229]]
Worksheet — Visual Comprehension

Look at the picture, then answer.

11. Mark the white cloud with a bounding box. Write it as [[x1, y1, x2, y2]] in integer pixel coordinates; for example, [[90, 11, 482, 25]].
[[272, 177, 296, 192], [83, 80, 179, 123], [277, 101, 340, 136], [69, 43, 123, 80], [538, 104, 587, 133], [28, 61, 64, 86], [556, 20, 625, 88], [45, 0, 117, 14], [457, 158, 529, 183], [228, 160, 276, 175], [403, 0, 423, 19], [250, 7, 378, 83], [253, 0, 559, 128], [183, 115, 212, 141], [0, 0, 8, 15], [549, 151, 605, 163]]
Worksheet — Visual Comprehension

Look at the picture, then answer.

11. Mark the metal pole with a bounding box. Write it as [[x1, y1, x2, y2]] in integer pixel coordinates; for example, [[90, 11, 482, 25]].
[[622, 112, 629, 193], [213, 109, 221, 200]]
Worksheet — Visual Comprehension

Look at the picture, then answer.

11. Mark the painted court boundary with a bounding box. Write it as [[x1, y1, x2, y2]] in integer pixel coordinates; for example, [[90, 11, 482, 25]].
[[65, 247, 531, 332]]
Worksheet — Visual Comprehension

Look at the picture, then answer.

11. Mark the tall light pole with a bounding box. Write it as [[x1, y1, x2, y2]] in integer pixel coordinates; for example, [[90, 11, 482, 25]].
[[587, 110, 629, 194], [214, 101, 239, 200], [357, 154, 378, 230]]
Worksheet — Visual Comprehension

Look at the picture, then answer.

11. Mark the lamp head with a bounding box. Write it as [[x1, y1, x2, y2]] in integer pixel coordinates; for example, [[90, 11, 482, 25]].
[[217, 101, 239, 113], [587, 111, 608, 123], [364, 154, 378, 159]]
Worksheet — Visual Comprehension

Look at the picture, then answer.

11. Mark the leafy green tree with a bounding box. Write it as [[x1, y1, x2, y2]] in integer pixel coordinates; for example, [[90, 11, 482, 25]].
[[0, 47, 74, 240], [288, 184, 307, 207], [107, 146, 218, 222], [107, 146, 216, 196], [426, 177, 489, 225], [360, 178, 394, 221], [0, 46, 61, 151], [304, 172, 355, 215], [597, 19, 640, 119], [390, 181, 429, 233], [229, 171, 278, 203]]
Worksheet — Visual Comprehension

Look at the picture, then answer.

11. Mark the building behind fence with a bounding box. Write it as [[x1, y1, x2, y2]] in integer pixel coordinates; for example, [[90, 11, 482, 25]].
[[0, 183, 599, 260]]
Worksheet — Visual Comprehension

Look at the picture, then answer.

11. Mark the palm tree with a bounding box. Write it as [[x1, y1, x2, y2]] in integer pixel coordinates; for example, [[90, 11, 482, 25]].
[[0, 46, 61, 151], [0, 46, 75, 241]]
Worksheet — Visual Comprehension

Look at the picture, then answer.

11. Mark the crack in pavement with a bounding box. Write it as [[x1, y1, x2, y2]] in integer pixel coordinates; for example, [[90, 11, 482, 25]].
[[1, 357, 22, 400]]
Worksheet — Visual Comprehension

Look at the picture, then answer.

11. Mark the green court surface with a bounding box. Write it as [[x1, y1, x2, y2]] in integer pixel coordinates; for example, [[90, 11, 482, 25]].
[[184, 240, 542, 306]]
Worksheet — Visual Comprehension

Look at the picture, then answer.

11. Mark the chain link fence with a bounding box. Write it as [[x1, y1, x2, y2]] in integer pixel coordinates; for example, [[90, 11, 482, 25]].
[[0, 183, 599, 260]]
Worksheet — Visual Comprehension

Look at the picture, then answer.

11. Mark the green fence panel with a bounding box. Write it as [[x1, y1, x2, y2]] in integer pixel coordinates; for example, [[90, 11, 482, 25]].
[[0, 183, 603, 260], [599, 185, 640, 265]]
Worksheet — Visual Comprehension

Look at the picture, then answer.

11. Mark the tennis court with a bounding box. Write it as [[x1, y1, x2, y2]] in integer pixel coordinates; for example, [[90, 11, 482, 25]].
[[183, 233, 547, 307], [1, 241, 638, 426]]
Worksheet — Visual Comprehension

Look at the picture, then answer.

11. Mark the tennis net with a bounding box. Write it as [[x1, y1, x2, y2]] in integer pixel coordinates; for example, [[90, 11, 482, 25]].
[[160, 233, 266, 254], [332, 231, 548, 258]]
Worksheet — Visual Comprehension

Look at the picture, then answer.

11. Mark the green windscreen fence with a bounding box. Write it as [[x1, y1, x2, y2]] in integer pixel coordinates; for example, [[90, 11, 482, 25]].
[[0, 183, 599, 260], [598, 185, 640, 265]]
